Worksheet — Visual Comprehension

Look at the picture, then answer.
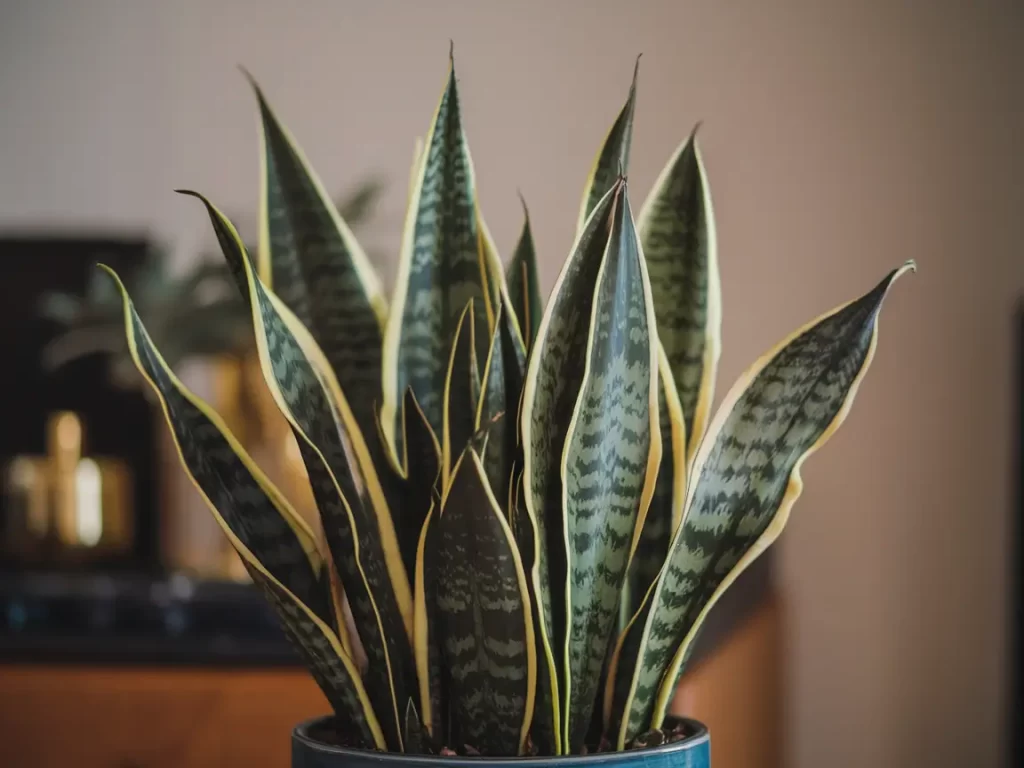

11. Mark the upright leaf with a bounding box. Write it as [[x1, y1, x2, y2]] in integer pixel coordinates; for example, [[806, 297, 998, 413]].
[[248, 74, 388, 454], [639, 127, 720, 463], [105, 268, 381, 747], [561, 184, 660, 753], [395, 389, 442, 579], [608, 262, 916, 746], [414, 501, 445, 741], [381, 52, 495, 459], [475, 305, 526, 506], [623, 346, 687, 623], [509, 474, 559, 755], [506, 198, 544, 351], [181, 192, 412, 751], [520, 180, 627, 755], [576, 58, 639, 235], [442, 301, 481, 488], [436, 449, 536, 756]]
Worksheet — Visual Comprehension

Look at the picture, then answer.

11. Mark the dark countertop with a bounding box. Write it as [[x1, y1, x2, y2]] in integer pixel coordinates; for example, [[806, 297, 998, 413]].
[[0, 553, 774, 668]]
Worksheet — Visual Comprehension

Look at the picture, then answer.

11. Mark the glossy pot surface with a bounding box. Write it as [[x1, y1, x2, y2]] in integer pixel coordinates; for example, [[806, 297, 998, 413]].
[[292, 716, 710, 768]]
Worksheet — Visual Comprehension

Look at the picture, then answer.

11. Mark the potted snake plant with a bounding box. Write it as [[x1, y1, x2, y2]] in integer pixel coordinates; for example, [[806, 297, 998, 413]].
[[100, 49, 913, 767]]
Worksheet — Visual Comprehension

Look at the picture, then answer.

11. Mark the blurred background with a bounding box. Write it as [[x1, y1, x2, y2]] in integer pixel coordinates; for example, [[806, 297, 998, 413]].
[[0, 1, 1021, 766]]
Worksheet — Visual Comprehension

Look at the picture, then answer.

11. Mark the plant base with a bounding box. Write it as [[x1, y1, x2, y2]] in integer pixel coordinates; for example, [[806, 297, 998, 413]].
[[292, 715, 710, 767]]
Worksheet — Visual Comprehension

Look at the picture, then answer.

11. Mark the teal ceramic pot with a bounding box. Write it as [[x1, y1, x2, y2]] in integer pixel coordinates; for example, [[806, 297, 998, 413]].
[[292, 716, 710, 768]]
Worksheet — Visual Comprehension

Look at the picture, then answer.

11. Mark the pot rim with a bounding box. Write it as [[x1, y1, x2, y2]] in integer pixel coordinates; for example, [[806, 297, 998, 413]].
[[292, 715, 709, 765]]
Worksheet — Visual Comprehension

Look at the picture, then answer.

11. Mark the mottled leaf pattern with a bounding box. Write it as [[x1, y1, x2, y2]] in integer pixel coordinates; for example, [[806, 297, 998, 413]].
[[623, 347, 687, 624], [476, 305, 525, 506], [247, 563, 384, 749], [181, 192, 411, 752], [107, 266, 379, 747], [576, 59, 639, 235], [436, 450, 535, 755], [248, 75, 388, 465], [442, 302, 481, 488], [611, 263, 916, 745], [381, 55, 494, 458], [108, 268, 330, 626], [639, 128, 720, 461], [520, 182, 625, 755], [562, 187, 660, 753], [506, 199, 544, 351]]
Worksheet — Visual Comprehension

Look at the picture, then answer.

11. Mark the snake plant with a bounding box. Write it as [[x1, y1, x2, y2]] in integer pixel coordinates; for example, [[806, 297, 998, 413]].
[[101, 51, 913, 756]]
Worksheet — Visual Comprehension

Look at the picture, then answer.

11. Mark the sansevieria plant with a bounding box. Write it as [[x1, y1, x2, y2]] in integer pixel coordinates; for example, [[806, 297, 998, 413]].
[[101, 50, 913, 757]]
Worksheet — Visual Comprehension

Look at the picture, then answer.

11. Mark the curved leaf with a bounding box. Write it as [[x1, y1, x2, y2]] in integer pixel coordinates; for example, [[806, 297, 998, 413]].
[[105, 266, 330, 625], [180, 191, 412, 751], [609, 262, 916, 746], [247, 74, 389, 467], [575, 59, 639, 236], [436, 448, 536, 756], [561, 184, 660, 753], [638, 127, 720, 463], [381, 52, 495, 459], [104, 267, 380, 747]]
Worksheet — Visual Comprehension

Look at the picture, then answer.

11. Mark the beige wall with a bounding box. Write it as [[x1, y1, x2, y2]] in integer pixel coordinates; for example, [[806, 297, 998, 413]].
[[2, 1, 1022, 765]]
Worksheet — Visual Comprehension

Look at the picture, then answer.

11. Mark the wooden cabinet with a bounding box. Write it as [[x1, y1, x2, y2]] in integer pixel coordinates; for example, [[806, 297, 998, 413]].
[[0, 596, 780, 768]]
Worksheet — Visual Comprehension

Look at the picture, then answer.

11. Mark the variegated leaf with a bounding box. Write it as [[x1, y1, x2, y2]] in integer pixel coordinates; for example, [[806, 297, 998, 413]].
[[105, 268, 380, 747], [436, 449, 536, 756], [575, 59, 639, 235], [520, 180, 628, 755], [506, 198, 544, 352], [413, 501, 445, 741], [475, 305, 526, 506], [180, 191, 412, 751], [442, 301, 481, 488], [509, 474, 560, 755], [561, 183, 660, 753], [105, 266, 331, 626], [381, 53, 495, 459], [609, 262, 916, 746], [638, 127, 720, 463], [396, 388, 441, 579], [622, 345, 687, 625], [248, 564, 385, 749], [247, 74, 389, 470]]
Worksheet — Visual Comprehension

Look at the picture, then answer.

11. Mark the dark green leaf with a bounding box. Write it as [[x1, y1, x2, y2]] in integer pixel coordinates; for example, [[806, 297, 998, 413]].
[[506, 198, 544, 352], [381, 54, 495, 459], [436, 448, 535, 756], [179, 191, 413, 752], [247, 74, 388, 466], [576, 58, 639, 235], [441, 301, 481, 488]]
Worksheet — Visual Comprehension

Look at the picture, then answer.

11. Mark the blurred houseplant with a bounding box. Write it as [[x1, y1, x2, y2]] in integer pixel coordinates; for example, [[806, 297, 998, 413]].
[[99, 49, 912, 766]]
